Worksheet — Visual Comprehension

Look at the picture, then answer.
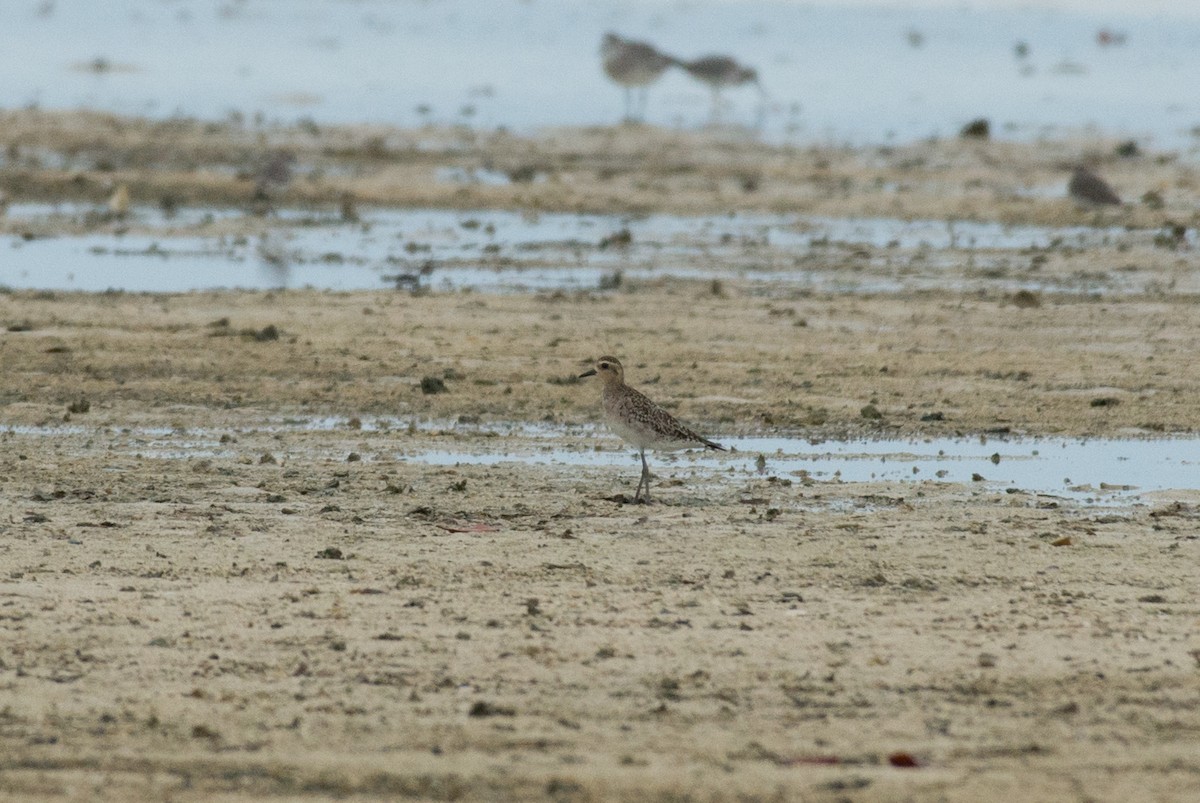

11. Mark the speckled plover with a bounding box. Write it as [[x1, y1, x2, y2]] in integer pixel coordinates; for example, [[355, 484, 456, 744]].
[[579, 355, 725, 502]]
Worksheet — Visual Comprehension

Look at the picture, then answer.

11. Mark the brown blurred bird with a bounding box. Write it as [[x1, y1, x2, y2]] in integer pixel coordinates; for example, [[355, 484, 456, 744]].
[[107, 183, 131, 219], [250, 149, 297, 214], [1068, 166, 1121, 206], [679, 54, 763, 121], [254, 150, 296, 199], [600, 32, 677, 122]]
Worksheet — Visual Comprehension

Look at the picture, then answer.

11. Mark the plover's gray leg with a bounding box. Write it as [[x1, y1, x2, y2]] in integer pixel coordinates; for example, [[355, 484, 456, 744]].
[[637, 449, 652, 502]]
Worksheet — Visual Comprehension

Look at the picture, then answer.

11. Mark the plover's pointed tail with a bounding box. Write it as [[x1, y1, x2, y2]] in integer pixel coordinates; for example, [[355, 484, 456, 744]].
[[700, 437, 727, 452]]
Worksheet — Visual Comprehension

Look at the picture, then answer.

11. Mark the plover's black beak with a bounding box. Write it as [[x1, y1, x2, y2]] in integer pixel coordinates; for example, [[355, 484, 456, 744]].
[[578, 368, 598, 378]]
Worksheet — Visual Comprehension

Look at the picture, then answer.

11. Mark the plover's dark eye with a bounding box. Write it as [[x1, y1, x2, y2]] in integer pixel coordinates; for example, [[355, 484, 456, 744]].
[[599, 362, 609, 369]]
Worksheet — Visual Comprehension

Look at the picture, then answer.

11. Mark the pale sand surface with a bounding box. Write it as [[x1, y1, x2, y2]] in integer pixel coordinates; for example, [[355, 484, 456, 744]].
[[1, 113, 1199, 801]]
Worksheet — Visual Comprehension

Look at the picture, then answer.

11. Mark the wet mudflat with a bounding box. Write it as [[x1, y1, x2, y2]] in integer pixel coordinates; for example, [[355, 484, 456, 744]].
[[3, 200, 1192, 296], [4, 0, 1200, 794], [1, 272, 1199, 801]]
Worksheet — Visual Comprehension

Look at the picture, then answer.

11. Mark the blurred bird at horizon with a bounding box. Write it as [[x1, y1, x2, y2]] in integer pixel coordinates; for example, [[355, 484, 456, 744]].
[[678, 54, 765, 123], [600, 32, 677, 123], [1068, 165, 1121, 206], [250, 149, 297, 214], [107, 183, 130, 219]]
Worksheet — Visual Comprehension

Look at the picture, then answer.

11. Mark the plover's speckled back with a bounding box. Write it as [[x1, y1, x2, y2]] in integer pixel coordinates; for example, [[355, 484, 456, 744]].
[[1068, 166, 1121, 206], [600, 33, 677, 122], [579, 355, 725, 502]]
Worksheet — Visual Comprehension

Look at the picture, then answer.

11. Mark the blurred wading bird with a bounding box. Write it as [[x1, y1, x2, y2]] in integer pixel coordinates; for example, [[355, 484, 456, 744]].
[[1068, 166, 1121, 207], [678, 54, 764, 121], [106, 183, 130, 219], [253, 150, 297, 199], [600, 32, 678, 122], [579, 356, 726, 502]]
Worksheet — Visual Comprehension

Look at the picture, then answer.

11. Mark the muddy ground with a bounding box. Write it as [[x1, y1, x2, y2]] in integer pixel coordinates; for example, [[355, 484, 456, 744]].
[[3, 108, 1199, 229], [1, 112, 1199, 801]]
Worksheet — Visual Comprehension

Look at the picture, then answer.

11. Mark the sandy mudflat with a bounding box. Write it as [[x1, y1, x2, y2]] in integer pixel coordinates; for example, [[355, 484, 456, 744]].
[[3, 108, 1199, 228], [1, 113, 1200, 801]]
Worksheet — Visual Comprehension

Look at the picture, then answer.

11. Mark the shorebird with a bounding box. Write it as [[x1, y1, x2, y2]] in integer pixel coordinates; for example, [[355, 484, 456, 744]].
[[679, 54, 762, 120], [106, 183, 130, 219], [247, 149, 297, 215], [1068, 166, 1121, 206], [600, 32, 677, 122], [579, 356, 726, 502], [253, 150, 296, 198]]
